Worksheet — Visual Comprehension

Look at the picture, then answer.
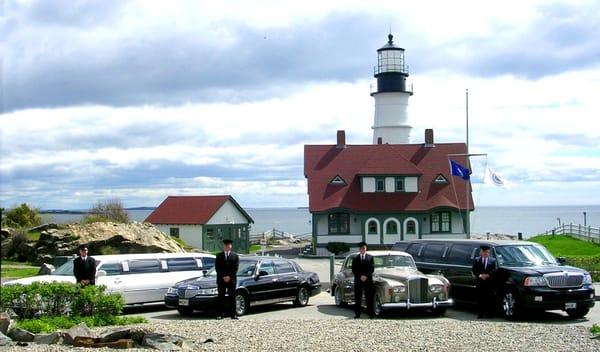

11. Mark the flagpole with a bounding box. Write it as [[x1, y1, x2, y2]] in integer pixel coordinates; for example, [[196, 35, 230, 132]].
[[465, 89, 470, 238]]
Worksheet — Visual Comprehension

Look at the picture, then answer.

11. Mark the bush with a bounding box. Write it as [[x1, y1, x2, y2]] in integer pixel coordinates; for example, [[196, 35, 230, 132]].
[[17, 315, 147, 334], [326, 242, 350, 256], [564, 255, 600, 281], [72, 285, 124, 316], [1, 203, 42, 229], [83, 199, 129, 224]]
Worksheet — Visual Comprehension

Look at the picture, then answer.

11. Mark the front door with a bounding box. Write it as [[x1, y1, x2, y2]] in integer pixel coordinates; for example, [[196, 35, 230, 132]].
[[247, 260, 277, 302]]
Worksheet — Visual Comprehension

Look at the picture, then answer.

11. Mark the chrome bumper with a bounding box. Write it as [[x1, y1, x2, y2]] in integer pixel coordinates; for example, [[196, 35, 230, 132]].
[[381, 298, 454, 309]]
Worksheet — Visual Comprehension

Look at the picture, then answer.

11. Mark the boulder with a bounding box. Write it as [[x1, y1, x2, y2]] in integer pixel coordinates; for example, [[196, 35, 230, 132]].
[[1, 227, 17, 239], [0, 331, 14, 347], [98, 327, 132, 343], [37, 263, 55, 275], [28, 223, 59, 233], [63, 322, 93, 345], [33, 332, 62, 344], [8, 328, 35, 342], [0, 312, 10, 335], [142, 333, 187, 351]]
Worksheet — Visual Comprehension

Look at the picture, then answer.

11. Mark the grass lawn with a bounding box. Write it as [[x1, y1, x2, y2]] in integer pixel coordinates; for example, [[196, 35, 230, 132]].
[[26, 229, 41, 241], [529, 235, 600, 257], [1, 266, 39, 279]]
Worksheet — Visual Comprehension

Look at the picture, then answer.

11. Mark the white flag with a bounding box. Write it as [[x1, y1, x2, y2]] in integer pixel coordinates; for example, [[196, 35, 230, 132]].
[[484, 167, 509, 188]]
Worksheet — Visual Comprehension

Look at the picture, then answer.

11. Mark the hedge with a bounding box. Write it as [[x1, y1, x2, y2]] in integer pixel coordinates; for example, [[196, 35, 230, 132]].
[[564, 255, 600, 282]]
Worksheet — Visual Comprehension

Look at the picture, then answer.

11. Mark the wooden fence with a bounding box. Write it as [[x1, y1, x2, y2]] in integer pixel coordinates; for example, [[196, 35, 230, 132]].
[[541, 224, 600, 244], [249, 228, 311, 244]]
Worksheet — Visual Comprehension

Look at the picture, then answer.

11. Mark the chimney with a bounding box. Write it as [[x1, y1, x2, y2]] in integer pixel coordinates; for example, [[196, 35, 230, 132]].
[[424, 129, 434, 147], [336, 130, 346, 148], [377, 137, 383, 144]]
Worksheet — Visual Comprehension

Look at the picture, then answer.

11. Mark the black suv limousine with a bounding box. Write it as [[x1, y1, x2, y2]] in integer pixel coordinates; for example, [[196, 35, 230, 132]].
[[392, 239, 595, 319], [165, 256, 321, 316]]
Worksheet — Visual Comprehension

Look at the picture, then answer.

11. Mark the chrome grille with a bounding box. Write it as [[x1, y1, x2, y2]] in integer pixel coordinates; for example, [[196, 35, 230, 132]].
[[545, 273, 583, 288], [177, 287, 199, 298], [408, 278, 429, 303]]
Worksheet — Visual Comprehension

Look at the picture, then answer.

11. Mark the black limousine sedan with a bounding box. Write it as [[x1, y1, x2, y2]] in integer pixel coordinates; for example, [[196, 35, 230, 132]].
[[393, 239, 595, 319], [165, 256, 321, 316]]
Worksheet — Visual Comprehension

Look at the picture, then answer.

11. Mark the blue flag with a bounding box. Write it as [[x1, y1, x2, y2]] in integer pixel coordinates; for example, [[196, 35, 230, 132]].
[[450, 160, 471, 180]]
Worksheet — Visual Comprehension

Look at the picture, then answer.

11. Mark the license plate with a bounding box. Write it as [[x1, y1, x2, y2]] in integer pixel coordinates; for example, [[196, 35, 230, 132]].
[[565, 302, 576, 309], [179, 299, 189, 306]]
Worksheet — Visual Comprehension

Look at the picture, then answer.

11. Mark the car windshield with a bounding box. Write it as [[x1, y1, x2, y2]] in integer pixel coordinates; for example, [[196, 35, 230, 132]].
[[373, 255, 416, 269], [495, 245, 558, 267], [52, 259, 74, 276], [204, 259, 258, 278]]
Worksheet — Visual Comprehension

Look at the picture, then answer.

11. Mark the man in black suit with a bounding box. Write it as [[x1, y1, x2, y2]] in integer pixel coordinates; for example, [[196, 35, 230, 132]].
[[472, 244, 497, 318], [73, 244, 97, 286], [215, 239, 240, 320], [352, 241, 375, 318]]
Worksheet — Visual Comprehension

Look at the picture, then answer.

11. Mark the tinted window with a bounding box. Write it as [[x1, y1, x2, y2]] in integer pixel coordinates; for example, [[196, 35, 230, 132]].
[[52, 260, 74, 276], [274, 260, 295, 274], [447, 244, 476, 265], [128, 259, 161, 273], [344, 255, 356, 270], [98, 262, 122, 276], [167, 258, 199, 272], [259, 260, 275, 275], [422, 244, 446, 263], [392, 242, 409, 251], [201, 257, 215, 268], [405, 243, 422, 257]]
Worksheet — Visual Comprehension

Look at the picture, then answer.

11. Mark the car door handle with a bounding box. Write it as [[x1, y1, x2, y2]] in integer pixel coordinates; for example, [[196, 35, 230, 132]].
[[293, 276, 298, 279], [272, 278, 278, 282]]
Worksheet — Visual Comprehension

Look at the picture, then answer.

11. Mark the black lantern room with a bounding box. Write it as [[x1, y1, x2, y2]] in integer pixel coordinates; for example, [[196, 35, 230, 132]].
[[372, 34, 412, 95]]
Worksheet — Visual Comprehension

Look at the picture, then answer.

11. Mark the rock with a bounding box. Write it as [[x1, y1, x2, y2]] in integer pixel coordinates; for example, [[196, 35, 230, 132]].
[[29, 223, 59, 233], [0, 331, 14, 346], [73, 336, 97, 347], [0, 227, 17, 239], [130, 327, 150, 344], [63, 322, 93, 345], [0, 312, 10, 335], [98, 327, 132, 343], [37, 263, 55, 275], [142, 333, 187, 351], [8, 327, 34, 342], [33, 332, 62, 344], [74, 336, 134, 348]]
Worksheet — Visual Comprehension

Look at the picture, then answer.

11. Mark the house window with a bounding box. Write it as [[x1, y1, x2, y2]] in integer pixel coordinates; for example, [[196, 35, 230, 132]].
[[406, 220, 416, 235], [328, 213, 349, 234], [169, 227, 180, 238], [206, 228, 214, 240], [367, 220, 378, 234], [376, 178, 385, 192], [395, 177, 404, 192], [386, 221, 398, 234], [431, 211, 451, 233]]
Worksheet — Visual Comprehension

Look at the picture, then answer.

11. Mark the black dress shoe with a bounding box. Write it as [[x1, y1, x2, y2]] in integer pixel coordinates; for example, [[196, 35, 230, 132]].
[[231, 316, 239, 320]]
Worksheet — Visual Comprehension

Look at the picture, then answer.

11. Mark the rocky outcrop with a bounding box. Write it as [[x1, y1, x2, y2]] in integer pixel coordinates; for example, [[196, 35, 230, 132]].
[[33, 222, 185, 262]]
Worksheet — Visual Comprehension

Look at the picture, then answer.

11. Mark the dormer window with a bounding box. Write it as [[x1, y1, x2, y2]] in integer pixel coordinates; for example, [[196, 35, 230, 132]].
[[433, 174, 448, 184], [330, 175, 346, 185], [375, 178, 385, 192]]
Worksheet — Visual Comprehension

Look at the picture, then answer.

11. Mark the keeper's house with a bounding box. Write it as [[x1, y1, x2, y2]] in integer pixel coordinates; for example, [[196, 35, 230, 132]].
[[304, 130, 473, 255], [145, 195, 254, 253]]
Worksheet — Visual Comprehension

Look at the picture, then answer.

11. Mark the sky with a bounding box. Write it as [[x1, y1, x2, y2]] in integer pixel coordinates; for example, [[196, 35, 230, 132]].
[[1, 0, 600, 210]]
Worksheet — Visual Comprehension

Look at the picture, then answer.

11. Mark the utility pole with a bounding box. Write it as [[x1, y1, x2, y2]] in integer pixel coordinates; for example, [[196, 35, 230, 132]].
[[583, 212, 587, 226]]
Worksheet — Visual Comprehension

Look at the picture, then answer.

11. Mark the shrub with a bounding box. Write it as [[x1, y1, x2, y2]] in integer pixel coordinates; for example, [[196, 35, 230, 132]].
[[1, 203, 42, 229], [591, 324, 600, 336], [564, 255, 600, 281], [72, 285, 124, 317], [83, 199, 129, 224], [17, 315, 147, 334], [326, 242, 350, 256]]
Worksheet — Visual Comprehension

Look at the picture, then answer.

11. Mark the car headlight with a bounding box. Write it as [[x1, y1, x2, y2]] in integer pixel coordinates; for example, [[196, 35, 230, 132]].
[[392, 286, 406, 293], [197, 288, 218, 295], [583, 273, 592, 285], [429, 284, 444, 293], [167, 287, 178, 295], [524, 276, 547, 286]]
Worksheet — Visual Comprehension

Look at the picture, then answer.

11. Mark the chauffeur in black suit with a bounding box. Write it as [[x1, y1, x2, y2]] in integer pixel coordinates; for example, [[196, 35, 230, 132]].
[[352, 241, 375, 318], [472, 244, 497, 318], [73, 244, 97, 286], [215, 239, 240, 320]]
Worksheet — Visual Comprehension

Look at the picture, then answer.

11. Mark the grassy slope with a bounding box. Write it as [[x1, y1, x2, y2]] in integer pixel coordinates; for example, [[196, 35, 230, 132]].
[[529, 235, 600, 257]]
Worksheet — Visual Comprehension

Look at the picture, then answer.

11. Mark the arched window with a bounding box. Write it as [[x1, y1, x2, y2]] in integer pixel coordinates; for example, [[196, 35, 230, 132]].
[[368, 220, 378, 234], [406, 220, 416, 234], [383, 218, 400, 235]]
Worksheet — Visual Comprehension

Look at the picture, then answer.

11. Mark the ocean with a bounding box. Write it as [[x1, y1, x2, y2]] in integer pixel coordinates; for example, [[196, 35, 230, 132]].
[[40, 205, 599, 239]]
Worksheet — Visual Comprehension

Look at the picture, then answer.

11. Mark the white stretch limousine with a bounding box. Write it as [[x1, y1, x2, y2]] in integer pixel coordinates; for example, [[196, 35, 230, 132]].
[[4, 253, 215, 305]]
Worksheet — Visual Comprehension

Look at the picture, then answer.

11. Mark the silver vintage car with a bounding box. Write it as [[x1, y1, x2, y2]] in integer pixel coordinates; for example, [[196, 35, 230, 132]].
[[331, 250, 454, 316]]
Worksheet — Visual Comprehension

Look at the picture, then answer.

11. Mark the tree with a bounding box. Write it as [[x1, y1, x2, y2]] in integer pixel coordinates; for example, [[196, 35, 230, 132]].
[[1, 203, 42, 229], [84, 199, 130, 224], [326, 242, 350, 256]]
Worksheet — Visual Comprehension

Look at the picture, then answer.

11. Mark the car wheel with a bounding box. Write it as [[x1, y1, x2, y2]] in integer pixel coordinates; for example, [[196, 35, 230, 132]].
[[373, 293, 383, 317], [334, 286, 347, 307], [566, 307, 590, 319], [235, 292, 248, 316], [177, 307, 194, 316], [501, 290, 520, 320], [294, 286, 310, 307]]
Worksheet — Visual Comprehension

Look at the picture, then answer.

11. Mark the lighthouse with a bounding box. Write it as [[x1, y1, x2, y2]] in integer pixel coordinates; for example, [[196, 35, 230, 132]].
[[371, 34, 413, 144]]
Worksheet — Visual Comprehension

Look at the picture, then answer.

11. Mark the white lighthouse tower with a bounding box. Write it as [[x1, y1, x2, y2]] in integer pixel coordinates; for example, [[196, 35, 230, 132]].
[[371, 34, 413, 144]]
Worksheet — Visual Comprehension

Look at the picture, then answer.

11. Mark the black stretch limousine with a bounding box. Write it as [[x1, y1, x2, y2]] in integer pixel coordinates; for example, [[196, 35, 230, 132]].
[[165, 256, 321, 316], [392, 240, 595, 319]]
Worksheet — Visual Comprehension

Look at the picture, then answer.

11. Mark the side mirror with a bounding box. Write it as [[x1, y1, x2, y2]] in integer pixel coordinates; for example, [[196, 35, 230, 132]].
[[259, 270, 269, 276], [557, 257, 566, 265], [96, 270, 107, 278]]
